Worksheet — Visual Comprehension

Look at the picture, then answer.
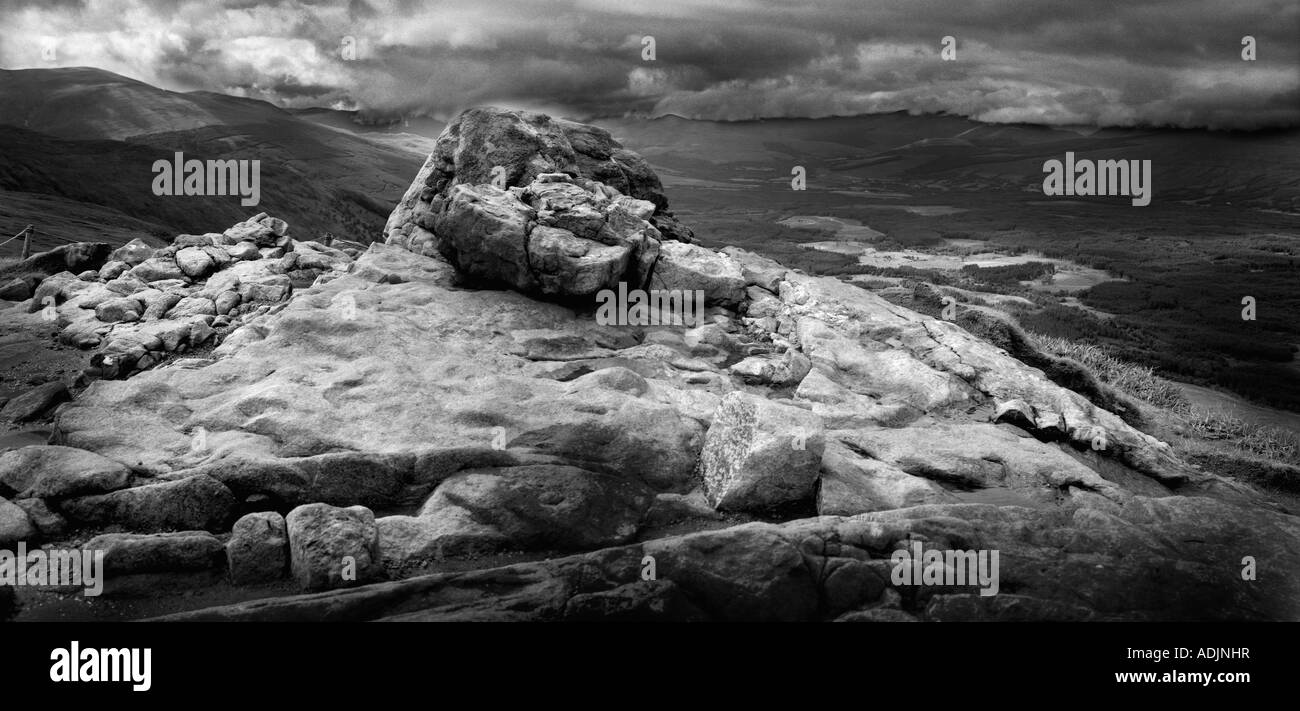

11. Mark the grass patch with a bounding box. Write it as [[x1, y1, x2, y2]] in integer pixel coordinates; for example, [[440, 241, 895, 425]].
[[1032, 333, 1300, 472]]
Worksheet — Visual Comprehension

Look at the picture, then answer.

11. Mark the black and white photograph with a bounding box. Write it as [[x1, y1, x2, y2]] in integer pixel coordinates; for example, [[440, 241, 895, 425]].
[[0, 0, 1296, 693]]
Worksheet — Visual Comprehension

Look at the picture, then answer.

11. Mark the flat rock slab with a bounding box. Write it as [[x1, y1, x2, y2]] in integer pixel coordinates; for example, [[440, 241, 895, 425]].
[[0, 445, 133, 499], [60, 474, 236, 533], [86, 531, 224, 575]]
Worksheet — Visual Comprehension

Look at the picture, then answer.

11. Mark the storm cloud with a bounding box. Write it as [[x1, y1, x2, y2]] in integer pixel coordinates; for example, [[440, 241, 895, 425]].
[[0, 0, 1295, 129]]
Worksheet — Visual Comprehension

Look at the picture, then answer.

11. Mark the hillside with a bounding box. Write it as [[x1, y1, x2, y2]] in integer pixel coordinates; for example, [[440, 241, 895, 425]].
[[0, 67, 425, 252]]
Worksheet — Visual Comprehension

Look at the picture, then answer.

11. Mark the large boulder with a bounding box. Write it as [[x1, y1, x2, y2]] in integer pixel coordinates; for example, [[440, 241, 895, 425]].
[[410, 176, 663, 298], [386, 107, 691, 244], [699, 392, 826, 512], [383, 108, 695, 298]]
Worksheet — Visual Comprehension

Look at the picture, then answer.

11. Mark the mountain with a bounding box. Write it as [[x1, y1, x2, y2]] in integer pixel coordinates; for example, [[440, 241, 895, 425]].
[[0, 67, 425, 252]]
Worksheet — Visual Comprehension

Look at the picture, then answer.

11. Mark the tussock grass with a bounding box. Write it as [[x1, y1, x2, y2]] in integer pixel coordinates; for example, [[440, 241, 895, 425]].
[[1032, 333, 1300, 469], [1032, 335, 1188, 410]]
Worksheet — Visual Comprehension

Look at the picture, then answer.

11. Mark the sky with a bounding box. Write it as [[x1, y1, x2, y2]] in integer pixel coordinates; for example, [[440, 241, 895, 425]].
[[0, 0, 1296, 129]]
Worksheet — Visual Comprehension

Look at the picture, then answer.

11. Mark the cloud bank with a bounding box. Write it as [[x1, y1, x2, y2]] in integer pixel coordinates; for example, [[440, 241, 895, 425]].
[[0, 0, 1296, 129]]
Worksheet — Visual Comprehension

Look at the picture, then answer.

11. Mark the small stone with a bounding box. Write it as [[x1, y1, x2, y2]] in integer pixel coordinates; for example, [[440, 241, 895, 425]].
[[227, 511, 288, 585]]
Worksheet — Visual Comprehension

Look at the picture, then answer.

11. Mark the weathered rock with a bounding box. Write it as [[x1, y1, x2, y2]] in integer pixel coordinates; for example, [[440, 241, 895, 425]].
[[385, 106, 691, 253], [729, 349, 812, 387], [722, 246, 789, 292], [993, 398, 1037, 430], [651, 241, 746, 308], [161, 495, 1300, 622], [390, 465, 653, 562], [213, 291, 241, 315], [60, 475, 237, 533], [109, 238, 156, 266], [0, 277, 31, 301], [129, 257, 185, 283], [699, 392, 825, 511], [14, 498, 67, 538], [286, 503, 382, 591], [86, 531, 224, 575], [0, 445, 133, 499], [227, 511, 288, 585], [28, 271, 78, 312], [644, 489, 723, 526], [57, 246, 703, 489], [1, 381, 69, 422], [238, 273, 291, 303], [103, 273, 149, 296], [838, 423, 1142, 503], [141, 292, 183, 320], [94, 296, 142, 323], [0, 242, 112, 281], [175, 247, 216, 279], [817, 440, 955, 515], [0, 496, 35, 547], [173, 234, 215, 248], [225, 241, 260, 261], [97, 260, 129, 281], [166, 296, 216, 318]]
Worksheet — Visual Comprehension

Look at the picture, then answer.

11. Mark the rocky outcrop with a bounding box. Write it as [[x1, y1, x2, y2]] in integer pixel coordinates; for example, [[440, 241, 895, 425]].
[[383, 107, 695, 298], [22, 108, 1298, 622]]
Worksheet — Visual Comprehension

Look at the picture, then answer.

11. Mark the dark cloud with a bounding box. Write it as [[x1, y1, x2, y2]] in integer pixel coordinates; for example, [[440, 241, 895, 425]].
[[0, 0, 1295, 128]]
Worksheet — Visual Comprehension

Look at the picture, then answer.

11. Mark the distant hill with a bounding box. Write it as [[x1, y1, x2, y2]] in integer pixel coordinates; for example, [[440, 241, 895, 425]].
[[599, 112, 1300, 213], [0, 67, 426, 253]]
